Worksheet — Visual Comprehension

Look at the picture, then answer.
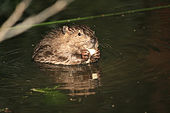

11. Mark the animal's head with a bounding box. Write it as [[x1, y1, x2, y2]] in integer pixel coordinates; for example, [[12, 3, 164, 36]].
[[62, 25, 99, 51]]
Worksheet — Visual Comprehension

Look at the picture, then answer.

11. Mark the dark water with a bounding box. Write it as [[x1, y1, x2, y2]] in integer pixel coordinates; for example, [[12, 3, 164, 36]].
[[0, 0, 170, 113]]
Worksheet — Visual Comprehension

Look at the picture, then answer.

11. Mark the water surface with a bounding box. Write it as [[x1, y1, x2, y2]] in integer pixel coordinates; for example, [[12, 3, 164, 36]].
[[0, 0, 170, 113]]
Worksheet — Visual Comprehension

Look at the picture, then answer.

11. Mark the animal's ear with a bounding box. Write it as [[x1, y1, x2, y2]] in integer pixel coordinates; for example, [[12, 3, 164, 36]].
[[62, 26, 69, 34]]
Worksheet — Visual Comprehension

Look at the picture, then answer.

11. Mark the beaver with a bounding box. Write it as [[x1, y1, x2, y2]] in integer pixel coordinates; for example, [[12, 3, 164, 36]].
[[32, 25, 100, 65]]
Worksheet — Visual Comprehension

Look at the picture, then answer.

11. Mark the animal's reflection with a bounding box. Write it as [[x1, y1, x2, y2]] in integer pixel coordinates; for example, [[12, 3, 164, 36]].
[[38, 63, 101, 96]]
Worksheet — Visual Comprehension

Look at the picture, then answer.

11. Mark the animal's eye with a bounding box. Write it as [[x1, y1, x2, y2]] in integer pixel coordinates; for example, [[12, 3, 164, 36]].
[[78, 33, 81, 36]]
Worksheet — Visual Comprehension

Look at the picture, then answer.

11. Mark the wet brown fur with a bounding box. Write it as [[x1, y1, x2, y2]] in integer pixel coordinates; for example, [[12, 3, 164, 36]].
[[32, 25, 100, 65]]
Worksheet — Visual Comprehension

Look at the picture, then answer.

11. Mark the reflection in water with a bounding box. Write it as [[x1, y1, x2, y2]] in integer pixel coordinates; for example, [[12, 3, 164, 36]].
[[38, 63, 101, 96]]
